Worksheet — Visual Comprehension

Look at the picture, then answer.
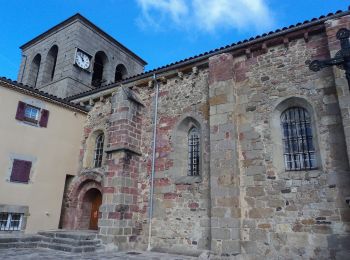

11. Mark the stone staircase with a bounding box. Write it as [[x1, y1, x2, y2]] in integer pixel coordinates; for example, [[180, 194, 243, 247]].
[[0, 230, 104, 253], [0, 234, 42, 249]]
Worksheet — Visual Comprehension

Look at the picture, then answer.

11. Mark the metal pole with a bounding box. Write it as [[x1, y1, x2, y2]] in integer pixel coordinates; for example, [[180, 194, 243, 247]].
[[147, 74, 159, 251]]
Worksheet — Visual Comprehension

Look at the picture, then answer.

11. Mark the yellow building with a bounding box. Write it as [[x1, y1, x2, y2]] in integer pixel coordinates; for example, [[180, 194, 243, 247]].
[[0, 78, 86, 233]]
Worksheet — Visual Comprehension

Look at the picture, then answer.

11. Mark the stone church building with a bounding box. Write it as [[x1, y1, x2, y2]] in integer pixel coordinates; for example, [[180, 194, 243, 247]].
[[1, 7, 350, 259]]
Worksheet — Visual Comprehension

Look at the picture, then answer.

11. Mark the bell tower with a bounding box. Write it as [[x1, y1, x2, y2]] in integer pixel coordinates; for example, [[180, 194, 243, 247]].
[[17, 14, 147, 98]]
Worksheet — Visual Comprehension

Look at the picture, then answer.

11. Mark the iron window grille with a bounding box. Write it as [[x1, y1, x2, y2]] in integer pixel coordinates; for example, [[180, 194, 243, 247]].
[[281, 107, 316, 171], [0, 213, 23, 231], [188, 127, 200, 176], [93, 134, 104, 168]]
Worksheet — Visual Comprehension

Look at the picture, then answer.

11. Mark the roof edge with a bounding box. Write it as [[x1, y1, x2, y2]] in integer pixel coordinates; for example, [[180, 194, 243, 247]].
[[20, 13, 147, 65], [68, 6, 350, 101], [0, 77, 88, 113]]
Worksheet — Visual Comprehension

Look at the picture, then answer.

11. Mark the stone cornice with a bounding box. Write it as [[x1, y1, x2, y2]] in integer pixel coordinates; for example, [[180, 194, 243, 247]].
[[105, 145, 142, 156]]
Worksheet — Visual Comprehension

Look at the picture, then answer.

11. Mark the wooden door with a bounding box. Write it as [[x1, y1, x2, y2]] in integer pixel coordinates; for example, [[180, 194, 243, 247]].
[[89, 192, 102, 230]]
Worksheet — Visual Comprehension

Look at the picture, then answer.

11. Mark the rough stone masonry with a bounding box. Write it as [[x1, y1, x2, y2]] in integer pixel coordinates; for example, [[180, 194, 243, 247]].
[[63, 11, 350, 259]]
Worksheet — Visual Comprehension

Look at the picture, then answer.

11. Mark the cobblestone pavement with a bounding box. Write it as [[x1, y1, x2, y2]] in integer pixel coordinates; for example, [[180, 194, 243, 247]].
[[0, 248, 197, 260]]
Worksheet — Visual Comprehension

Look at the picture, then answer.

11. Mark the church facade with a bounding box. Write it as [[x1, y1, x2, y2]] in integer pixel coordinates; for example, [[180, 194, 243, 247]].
[[2, 7, 350, 259]]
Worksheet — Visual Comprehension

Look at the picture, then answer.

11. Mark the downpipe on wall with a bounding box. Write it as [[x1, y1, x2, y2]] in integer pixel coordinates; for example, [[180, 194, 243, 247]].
[[147, 74, 159, 251]]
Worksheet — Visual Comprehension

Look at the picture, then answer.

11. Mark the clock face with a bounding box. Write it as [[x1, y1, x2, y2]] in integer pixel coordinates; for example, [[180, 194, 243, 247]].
[[75, 51, 90, 69]]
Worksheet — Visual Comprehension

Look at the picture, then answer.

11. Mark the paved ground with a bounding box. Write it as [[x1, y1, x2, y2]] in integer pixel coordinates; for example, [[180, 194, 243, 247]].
[[0, 248, 197, 260]]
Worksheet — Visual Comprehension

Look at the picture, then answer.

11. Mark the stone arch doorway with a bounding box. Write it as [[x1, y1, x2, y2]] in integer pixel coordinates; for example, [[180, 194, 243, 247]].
[[59, 172, 103, 230], [81, 188, 102, 230]]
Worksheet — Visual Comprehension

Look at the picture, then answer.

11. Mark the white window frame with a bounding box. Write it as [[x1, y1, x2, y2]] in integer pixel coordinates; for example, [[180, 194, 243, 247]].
[[20, 97, 46, 127], [24, 104, 40, 122]]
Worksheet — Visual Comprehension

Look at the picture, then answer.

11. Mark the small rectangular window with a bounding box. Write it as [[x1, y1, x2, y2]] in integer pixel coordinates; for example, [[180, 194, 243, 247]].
[[0, 213, 23, 231], [15, 101, 49, 127], [10, 159, 32, 183], [24, 105, 40, 123]]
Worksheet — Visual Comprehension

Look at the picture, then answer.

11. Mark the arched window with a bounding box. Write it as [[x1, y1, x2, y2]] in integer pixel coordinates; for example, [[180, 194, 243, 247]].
[[91, 51, 108, 87], [93, 134, 104, 168], [42, 45, 58, 84], [114, 64, 127, 82], [28, 54, 41, 87], [170, 116, 205, 183], [188, 127, 200, 176], [281, 107, 316, 171]]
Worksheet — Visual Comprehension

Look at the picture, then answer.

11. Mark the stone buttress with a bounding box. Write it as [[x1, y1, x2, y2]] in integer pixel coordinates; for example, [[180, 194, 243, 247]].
[[99, 87, 144, 250]]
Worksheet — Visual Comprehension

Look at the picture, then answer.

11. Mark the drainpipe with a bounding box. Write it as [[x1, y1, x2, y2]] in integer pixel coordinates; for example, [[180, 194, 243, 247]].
[[147, 74, 159, 251]]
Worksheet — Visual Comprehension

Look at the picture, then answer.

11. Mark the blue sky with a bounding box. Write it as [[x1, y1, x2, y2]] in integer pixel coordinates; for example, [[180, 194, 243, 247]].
[[0, 0, 348, 80]]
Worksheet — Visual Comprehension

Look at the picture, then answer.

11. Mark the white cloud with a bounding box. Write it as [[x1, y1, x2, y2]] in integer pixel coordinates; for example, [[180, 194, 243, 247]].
[[136, 0, 189, 30], [136, 0, 274, 33]]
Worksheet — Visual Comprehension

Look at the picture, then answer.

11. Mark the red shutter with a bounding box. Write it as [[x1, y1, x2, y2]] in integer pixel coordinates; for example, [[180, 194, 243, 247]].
[[10, 159, 32, 183], [39, 109, 49, 127], [15, 101, 26, 121]]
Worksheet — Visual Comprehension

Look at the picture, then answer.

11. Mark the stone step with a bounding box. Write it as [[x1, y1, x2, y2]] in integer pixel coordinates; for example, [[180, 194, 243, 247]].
[[0, 241, 38, 249], [39, 235, 100, 246], [0, 237, 20, 243], [38, 242, 96, 253], [38, 231, 97, 240], [0, 231, 101, 252], [0, 235, 42, 244]]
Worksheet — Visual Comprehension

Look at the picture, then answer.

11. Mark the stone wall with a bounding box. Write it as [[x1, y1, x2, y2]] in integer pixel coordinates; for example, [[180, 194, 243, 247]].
[[208, 53, 241, 257], [207, 16, 350, 258], [136, 68, 211, 255], [326, 15, 350, 169], [60, 98, 110, 230], [98, 88, 144, 249], [67, 67, 212, 253], [67, 14, 350, 259]]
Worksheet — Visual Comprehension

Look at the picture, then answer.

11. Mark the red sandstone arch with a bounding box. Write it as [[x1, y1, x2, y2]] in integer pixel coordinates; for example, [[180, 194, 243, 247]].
[[60, 172, 103, 230]]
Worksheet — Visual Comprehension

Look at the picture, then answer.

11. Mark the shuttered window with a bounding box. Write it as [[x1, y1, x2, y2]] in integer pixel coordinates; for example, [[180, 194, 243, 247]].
[[15, 101, 26, 121], [10, 159, 32, 183], [15, 101, 49, 127], [39, 109, 49, 127]]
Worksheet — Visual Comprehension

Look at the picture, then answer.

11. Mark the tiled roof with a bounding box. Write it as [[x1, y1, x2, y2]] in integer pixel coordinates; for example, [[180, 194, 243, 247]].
[[20, 13, 147, 66], [0, 77, 88, 113], [65, 6, 349, 101]]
